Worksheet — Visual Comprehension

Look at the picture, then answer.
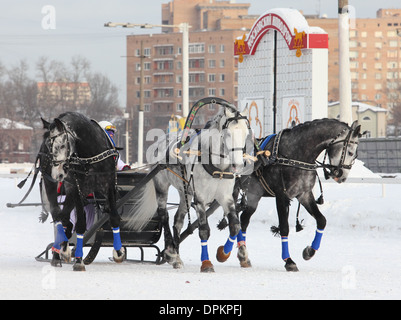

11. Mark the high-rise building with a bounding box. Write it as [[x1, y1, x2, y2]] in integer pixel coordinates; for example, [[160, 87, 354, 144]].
[[126, 0, 257, 162], [307, 9, 401, 112]]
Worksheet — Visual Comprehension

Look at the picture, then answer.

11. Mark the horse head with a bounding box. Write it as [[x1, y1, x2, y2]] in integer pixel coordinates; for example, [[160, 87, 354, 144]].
[[326, 120, 362, 183], [220, 107, 251, 172], [46, 117, 77, 182]]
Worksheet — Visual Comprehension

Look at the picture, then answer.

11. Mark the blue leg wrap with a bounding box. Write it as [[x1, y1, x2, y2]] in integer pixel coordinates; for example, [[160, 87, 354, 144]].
[[237, 230, 246, 244], [112, 227, 122, 251], [201, 240, 209, 261], [54, 222, 68, 250], [75, 234, 84, 258], [311, 229, 324, 251], [223, 234, 237, 254], [281, 236, 290, 261]]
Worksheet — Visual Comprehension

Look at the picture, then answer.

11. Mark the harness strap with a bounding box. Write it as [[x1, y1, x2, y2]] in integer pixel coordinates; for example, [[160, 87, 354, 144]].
[[14, 155, 41, 205], [255, 168, 275, 196], [68, 149, 119, 166], [270, 130, 317, 171]]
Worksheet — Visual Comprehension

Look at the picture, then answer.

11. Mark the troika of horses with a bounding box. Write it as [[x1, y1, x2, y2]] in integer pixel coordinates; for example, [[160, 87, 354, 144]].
[[30, 97, 361, 272]]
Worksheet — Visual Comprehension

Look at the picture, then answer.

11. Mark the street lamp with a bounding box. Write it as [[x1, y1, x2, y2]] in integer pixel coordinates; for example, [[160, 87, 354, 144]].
[[105, 21, 190, 166]]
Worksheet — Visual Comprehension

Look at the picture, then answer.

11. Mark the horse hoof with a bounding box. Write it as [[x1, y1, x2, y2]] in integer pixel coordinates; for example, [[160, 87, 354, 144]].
[[237, 244, 251, 268], [200, 260, 215, 273], [73, 258, 86, 272], [173, 259, 184, 269], [284, 258, 299, 272], [113, 247, 125, 263], [51, 252, 62, 267], [239, 259, 252, 268], [303, 246, 316, 261], [216, 246, 231, 263], [163, 248, 183, 268], [60, 242, 71, 263]]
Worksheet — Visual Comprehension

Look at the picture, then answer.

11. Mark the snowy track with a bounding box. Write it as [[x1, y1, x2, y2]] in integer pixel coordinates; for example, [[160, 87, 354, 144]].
[[1, 161, 401, 300]]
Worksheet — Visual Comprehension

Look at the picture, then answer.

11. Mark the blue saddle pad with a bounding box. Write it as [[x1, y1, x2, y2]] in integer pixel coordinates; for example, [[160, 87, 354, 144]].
[[260, 134, 276, 150]]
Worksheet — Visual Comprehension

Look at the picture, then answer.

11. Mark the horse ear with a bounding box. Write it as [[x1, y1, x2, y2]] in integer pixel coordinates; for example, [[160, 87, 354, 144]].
[[54, 118, 64, 132], [350, 120, 359, 130], [353, 125, 362, 138], [41, 117, 50, 130], [241, 103, 249, 116]]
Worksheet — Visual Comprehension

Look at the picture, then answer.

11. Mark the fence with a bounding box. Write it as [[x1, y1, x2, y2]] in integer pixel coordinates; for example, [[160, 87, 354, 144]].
[[357, 138, 401, 173]]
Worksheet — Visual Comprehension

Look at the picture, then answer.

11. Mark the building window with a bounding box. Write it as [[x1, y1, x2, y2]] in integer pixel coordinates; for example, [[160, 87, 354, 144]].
[[387, 30, 397, 37], [220, 44, 225, 53], [208, 74, 216, 82], [208, 60, 216, 68], [189, 43, 205, 54], [208, 45, 216, 53]]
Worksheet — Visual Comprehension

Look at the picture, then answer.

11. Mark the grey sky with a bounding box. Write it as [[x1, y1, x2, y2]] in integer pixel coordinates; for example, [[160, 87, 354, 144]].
[[0, 0, 400, 108]]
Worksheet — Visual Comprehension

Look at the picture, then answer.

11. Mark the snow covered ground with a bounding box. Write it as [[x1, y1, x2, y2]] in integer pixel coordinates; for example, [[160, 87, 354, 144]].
[[0, 160, 400, 301]]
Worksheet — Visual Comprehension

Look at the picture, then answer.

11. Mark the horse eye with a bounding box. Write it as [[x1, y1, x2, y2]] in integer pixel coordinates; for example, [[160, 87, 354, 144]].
[[348, 151, 354, 157]]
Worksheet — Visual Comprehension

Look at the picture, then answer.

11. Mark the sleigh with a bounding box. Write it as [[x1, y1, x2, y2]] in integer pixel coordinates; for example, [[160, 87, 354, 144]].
[[33, 169, 164, 265]]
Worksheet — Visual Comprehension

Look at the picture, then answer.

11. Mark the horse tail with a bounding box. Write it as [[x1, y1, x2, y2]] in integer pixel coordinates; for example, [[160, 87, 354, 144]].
[[123, 179, 158, 232]]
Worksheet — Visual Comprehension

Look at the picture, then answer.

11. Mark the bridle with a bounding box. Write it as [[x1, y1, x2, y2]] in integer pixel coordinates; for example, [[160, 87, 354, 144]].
[[48, 119, 119, 176], [318, 126, 359, 180], [267, 125, 359, 180], [48, 121, 76, 168], [221, 112, 252, 156]]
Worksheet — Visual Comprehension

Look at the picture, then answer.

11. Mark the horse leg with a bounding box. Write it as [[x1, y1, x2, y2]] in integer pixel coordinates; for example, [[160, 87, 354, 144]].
[[107, 186, 125, 264], [216, 202, 240, 263], [298, 192, 327, 261], [170, 192, 191, 268], [52, 196, 75, 266], [154, 183, 180, 267], [197, 203, 214, 273], [72, 194, 87, 272], [276, 195, 299, 272], [238, 192, 263, 268]]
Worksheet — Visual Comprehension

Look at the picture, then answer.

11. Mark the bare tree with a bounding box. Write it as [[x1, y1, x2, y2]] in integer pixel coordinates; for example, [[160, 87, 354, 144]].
[[82, 72, 121, 119]]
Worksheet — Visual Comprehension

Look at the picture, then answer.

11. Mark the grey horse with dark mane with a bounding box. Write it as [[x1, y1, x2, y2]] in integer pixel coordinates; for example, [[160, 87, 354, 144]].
[[218, 118, 362, 271]]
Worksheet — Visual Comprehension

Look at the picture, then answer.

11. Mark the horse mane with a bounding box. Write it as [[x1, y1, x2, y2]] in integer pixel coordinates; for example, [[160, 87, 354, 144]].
[[286, 118, 349, 133]]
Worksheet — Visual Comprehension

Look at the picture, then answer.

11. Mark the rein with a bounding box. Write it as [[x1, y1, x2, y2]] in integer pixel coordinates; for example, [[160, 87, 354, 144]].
[[267, 125, 358, 179]]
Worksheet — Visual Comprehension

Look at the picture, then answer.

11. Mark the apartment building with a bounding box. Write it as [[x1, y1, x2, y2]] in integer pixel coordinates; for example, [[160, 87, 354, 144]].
[[126, 0, 257, 161], [307, 8, 401, 111]]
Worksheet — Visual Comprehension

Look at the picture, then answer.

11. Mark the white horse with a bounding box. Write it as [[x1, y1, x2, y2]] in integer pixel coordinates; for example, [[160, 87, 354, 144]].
[[143, 105, 252, 272]]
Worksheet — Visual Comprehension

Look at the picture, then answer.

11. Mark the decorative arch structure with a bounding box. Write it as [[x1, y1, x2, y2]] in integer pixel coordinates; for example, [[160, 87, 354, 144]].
[[235, 8, 329, 136]]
